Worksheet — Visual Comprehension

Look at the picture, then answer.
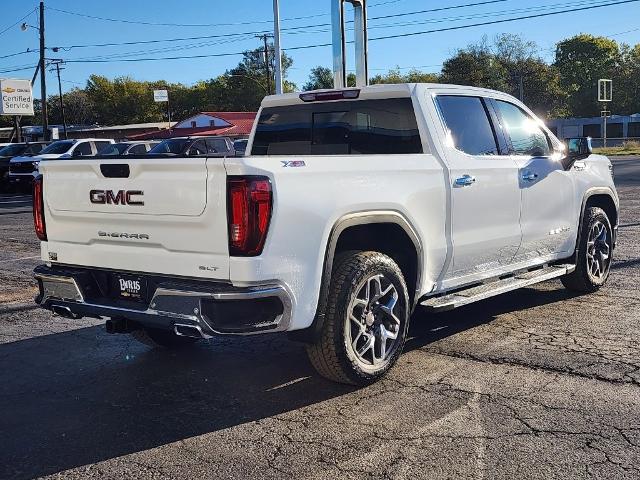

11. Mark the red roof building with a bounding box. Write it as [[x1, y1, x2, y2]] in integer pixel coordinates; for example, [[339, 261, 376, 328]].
[[130, 111, 257, 140]]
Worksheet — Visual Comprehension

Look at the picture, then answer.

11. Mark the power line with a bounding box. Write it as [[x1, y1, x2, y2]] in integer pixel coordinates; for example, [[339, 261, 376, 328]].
[[50, 0, 510, 50], [59, 0, 639, 66], [0, 49, 37, 60], [370, 0, 640, 42], [46, 5, 322, 28], [0, 64, 39, 75], [0, 6, 36, 38], [45, 0, 484, 28]]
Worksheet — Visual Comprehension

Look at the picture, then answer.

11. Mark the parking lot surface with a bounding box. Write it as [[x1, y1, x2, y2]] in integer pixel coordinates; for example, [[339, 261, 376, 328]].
[[1, 157, 639, 479]]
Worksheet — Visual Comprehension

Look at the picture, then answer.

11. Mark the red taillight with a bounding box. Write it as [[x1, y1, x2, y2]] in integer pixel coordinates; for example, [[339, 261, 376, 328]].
[[33, 175, 47, 241], [227, 176, 272, 256]]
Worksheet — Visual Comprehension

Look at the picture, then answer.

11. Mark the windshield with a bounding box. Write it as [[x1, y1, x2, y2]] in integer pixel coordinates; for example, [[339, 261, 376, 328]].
[[0, 144, 27, 157], [99, 143, 129, 155], [40, 141, 74, 155], [148, 139, 189, 154]]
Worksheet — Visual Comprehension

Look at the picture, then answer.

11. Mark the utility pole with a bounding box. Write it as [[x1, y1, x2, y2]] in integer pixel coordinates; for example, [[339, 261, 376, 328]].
[[256, 33, 273, 95], [49, 59, 67, 139], [273, 0, 283, 94], [39, 1, 49, 141]]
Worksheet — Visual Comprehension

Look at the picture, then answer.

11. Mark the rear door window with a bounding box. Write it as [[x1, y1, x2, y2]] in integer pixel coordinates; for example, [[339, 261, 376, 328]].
[[251, 98, 423, 155], [94, 141, 112, 152], [73, 142, 93, 156], [188, 140, 207, 156], [128, 144, 148, 155], [436, 95, 499, 156], [206, 138, 230, 154]]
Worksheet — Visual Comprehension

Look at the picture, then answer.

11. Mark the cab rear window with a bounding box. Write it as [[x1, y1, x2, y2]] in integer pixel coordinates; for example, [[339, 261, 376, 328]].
[[251, 98, 422, 155]]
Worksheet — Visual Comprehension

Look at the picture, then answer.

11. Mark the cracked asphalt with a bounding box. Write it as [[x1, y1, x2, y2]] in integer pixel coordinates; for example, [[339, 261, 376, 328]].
[[1, 157, 639, 480]]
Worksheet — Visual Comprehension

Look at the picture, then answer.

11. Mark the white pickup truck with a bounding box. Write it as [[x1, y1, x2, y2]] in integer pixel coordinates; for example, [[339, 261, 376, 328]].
[[33, 83, 618, 385]]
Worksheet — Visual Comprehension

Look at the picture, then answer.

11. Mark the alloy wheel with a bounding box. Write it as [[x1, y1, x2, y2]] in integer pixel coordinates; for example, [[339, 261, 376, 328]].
[[346, 274, 402, 367], [586, 220, 611, 281]]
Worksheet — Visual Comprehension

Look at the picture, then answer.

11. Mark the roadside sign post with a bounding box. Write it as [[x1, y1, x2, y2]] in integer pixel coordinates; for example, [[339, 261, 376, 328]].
[[598, 79, 612, 148], [153, 89, 171, 128], [1, 78, 34, 143], [1, 78, 35, 116]]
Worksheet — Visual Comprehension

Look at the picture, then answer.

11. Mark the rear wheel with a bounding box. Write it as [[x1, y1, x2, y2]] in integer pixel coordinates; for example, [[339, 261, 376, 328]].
[[562, 206, 613, 292], [130, 327, 200, 349], [306, 251, 410, 386]]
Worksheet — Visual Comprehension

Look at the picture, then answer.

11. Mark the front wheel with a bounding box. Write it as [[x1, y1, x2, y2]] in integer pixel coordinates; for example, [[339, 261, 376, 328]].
[[562, 206, 613, 292], [306, 251, 410, 386]]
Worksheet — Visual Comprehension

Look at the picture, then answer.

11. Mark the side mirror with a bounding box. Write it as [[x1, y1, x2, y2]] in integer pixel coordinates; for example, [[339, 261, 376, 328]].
[[562, 137, 592, 169]]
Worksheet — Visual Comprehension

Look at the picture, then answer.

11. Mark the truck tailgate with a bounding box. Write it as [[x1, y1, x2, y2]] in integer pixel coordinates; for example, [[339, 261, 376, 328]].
[[39, 157, 230, 280]]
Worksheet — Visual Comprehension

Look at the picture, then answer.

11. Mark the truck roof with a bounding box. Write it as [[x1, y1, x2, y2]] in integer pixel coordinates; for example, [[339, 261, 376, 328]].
[[261, 83, 520, 108]]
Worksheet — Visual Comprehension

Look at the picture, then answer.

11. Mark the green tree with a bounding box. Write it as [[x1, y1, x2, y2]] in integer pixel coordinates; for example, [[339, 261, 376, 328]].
[[441, 39, 509, 91], [370, 67, 439, 84], [48, 88, 97, 126], [303, 66, 334, 91], [85, 75, 165, 124], [491, 34, 567, 118], [554, 34, 621, 117], [614, 43, 640, 115]]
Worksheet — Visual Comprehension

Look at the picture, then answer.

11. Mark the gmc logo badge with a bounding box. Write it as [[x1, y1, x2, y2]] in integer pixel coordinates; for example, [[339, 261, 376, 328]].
[[90, 190, 144, 206]]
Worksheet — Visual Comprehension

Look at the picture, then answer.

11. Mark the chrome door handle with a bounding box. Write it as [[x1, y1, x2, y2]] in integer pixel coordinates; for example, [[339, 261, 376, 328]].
[[522, 171, 539, 182], [454, 174, 476, 187]]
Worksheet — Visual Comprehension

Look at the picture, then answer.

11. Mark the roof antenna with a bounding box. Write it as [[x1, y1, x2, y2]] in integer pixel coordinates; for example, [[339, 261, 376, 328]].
[[332, 0, 368, 89]]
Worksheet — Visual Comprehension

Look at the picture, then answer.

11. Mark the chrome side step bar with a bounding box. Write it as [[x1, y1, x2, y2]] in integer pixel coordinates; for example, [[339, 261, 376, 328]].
[[421, 264, 576, 312]]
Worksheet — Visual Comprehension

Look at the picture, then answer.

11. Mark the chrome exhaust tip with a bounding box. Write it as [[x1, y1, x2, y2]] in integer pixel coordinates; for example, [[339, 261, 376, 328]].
[[51, 305, 81, 319], [174, 323, 206, 339]]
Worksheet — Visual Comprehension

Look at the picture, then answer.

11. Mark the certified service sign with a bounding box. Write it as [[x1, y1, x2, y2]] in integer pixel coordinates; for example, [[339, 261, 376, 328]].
[[0, 78, 34, 116]]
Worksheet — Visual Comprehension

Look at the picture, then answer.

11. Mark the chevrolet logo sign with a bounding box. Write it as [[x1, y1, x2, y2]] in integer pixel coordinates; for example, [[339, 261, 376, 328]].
[[2, 87, 16, 94]]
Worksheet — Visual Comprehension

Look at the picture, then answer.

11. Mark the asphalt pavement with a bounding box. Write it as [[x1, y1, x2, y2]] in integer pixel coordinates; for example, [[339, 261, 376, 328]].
[[1, 158, 639, 479]]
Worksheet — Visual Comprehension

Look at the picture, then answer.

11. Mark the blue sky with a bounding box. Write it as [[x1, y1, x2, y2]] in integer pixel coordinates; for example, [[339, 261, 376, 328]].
[[1, 0, 639, 92]]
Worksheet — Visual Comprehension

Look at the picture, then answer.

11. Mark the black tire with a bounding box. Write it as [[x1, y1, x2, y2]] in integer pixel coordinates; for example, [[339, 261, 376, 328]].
[[562, 206, 613, 292], [306, 251, 410, 386], [130, 327, 200, 349]]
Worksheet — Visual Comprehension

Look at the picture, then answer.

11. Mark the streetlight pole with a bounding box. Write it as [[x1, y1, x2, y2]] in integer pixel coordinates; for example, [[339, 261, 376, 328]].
[[39, 1, 49, 141], [273, 0, 283, 94]]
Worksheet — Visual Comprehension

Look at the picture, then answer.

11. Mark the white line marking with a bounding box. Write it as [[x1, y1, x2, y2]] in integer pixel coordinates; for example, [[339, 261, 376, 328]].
[[0, 200, 31, 205]]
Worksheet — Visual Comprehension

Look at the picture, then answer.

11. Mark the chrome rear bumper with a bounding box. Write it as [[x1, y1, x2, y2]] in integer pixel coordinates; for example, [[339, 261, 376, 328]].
[[35, 267, 292, 336]]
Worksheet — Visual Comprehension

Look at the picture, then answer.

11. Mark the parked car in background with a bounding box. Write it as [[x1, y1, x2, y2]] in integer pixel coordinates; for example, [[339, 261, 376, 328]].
[[0, 142, 49, 192], [9, 138, 115, 190], [233, 138, 248, 155], [148, 136, 234, 156], [97, 141, 160, 156]]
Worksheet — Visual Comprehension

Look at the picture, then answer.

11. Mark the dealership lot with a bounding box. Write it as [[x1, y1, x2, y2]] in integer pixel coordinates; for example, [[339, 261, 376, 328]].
[[1, 157, 639, 480]]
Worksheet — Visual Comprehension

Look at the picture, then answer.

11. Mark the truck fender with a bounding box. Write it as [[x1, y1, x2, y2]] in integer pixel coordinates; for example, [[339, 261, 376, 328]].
[[290, 210, 423, 343]]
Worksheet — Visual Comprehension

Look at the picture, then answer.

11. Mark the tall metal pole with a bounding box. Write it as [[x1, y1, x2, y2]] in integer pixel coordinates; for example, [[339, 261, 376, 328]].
[[273, 0, 283, 94], [39, 1, 49, 141], [52, 61, 67, 139]]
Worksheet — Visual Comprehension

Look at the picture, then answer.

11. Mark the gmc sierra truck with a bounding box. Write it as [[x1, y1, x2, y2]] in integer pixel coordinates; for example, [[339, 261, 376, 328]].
[[33, 83, 618, 385]]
